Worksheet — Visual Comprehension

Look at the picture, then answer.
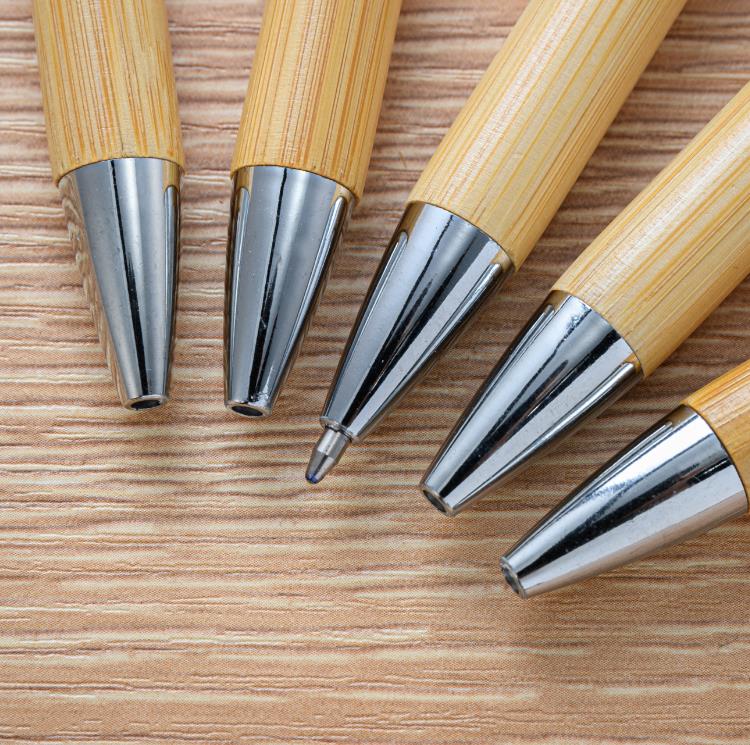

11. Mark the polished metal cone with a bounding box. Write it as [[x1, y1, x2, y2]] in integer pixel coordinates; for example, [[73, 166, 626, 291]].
[[224, 166, 353, 417], [59, 157, 180, 410], [501, 406, 749, 598], [307, 202, 513, 483], [421, 291, 643, 515]]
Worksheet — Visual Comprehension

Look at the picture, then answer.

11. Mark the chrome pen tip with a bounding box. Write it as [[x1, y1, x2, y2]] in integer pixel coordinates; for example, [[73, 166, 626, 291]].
[[224, 166, 353, 419], [499, 558, 527, 599], [316, 202, 513, 450], [306, 427, 351, 484], [421, 291, 642, 515], [499, 406, 748, 599], [225, 398, 271, 419], [127, 394, 168, 412], [420, 483, 457, 516], [59, 157, 181, 411]]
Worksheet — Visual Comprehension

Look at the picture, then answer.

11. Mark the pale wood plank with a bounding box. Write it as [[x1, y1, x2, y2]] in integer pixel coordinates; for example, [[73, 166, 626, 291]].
[[1, 0, 749, 742]]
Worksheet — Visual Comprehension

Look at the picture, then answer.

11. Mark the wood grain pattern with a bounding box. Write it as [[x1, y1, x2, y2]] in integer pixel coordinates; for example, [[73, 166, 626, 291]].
[[410, 0, 685, 268], [557, 81, 750, 375], [686, 358, 750, 494], [232, 0, 401, 199], [33, 0, 183, 182], [2, 1, 750, 742]]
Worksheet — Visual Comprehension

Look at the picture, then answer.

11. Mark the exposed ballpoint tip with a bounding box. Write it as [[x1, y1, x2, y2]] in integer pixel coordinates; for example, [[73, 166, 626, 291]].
[[305, 427, 351, 484], [304, 464, 326, 485], [305, 454, 335, 484]]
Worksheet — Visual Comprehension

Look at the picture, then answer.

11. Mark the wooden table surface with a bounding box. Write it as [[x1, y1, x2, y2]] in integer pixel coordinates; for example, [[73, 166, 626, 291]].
[[1, 1, 750, 742]]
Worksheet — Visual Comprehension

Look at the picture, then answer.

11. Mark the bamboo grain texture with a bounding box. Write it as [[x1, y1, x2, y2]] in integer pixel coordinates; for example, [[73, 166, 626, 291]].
[[687, 358, 750, 495], [557, 81, 750, 376], [409, 0, 685, 268], [2, 0, 750, 742], [33, 0, 183, 182], [232, 0, 401, 199]]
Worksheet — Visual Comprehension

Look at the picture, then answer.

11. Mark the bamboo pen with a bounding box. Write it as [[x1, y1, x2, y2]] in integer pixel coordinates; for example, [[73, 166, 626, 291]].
[[306, 0, 685, 483], [224, 0, 401, 418], [501, 359, 750, 598], [32, 0, 183, 410], [423, 80, 750, 515]]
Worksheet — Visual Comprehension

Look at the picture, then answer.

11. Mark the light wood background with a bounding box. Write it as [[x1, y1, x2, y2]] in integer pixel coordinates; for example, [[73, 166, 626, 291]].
[[1, 1, 749, 742]]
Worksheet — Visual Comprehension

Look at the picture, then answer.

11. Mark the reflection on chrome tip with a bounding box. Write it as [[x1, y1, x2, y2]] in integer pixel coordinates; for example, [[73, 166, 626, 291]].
[[59, 157, 181, 411], [499, 406, 748, 597], [224, 166, 353, 420], [317, 202, 513, 450], [421, 291, 643, 515]]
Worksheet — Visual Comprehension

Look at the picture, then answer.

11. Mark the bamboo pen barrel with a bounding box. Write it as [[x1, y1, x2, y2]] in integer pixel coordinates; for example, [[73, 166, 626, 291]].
[[409, 0, 684, 268], [686, 359, 750, 498], [232, 0, 401, 200], [556, 82, 750, 376], [33, 0, 183, 184]]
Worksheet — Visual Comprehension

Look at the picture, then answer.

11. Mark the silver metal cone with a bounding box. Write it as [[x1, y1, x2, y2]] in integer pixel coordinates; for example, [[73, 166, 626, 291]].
[[59, 157, 181, 410], [501, 406, 749, 598], [313, 203, 513, 477], [421, 291, 643, 515], [224, 166, 353, 417]]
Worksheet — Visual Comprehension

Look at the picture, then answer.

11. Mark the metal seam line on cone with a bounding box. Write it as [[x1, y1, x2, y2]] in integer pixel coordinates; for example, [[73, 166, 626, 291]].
[[306, 203, 513, 484], [421, 79, 750, 516], [226, 0, 401, 418], [224, 166, 353, 418], [59, 157, 181, 410], [420, 291, 643, 515], [500, 406, 749, 598]]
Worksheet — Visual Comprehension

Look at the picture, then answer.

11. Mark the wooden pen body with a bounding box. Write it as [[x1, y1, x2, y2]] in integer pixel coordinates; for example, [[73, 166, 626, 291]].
[[556, 82, 750, 375], [409, 0, 684, 267], [686, 359, 750, 498], [232, 0, 401, 200], [33, 0, 183, 183]]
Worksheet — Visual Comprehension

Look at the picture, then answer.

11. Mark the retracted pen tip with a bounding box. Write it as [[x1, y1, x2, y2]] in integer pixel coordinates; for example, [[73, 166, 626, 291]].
[[305, 427, 351, 484], [500, 557, 527, 599]]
